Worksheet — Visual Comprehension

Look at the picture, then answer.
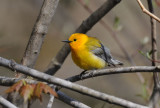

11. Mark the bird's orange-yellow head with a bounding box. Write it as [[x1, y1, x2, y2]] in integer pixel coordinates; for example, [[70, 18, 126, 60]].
[[63, 33, 88, 49]]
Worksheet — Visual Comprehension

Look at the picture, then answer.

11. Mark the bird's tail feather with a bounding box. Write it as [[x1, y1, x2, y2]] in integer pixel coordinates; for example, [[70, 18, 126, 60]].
[[112, 58, 123, 65], [108, 58, 123, 66]]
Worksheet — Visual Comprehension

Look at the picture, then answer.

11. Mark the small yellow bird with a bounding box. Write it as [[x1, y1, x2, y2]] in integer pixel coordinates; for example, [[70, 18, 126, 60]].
[[63, 33, 123, 72]]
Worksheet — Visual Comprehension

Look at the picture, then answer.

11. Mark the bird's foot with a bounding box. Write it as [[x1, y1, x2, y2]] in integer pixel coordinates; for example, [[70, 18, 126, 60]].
[[88, 71, 94, 78], [79, 70, 95, 79], [79, 70, 87, 79]]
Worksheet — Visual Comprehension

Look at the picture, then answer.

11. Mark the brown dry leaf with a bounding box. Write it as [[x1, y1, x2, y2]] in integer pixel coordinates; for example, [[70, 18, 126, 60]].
[[34, 82, 44, 102], [20, 84, 35, 102], [34, 82, 58, 102], [6, 80, 58, 102], [43, 84, 58, 98], [5, 80, 24, 93]]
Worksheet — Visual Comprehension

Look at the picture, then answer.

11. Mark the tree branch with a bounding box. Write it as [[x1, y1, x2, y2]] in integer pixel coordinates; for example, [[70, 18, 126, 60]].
[[0, 57, 150, 108], [0, 76, 20, 86], [0, 96, 18, 108], [57, 91, 91, 108], [136, 0, 160, 23], [21, 0, 59, 69], [147, 0, 159, 108], [45, 0, 121, 75], [148, 0, 159, 87], [47, 95, 55, 108], [66, 66, 160, 82]]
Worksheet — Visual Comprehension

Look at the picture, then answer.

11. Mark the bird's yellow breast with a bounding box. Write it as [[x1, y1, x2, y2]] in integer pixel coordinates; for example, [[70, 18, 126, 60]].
[[71, 47, 106, 70]]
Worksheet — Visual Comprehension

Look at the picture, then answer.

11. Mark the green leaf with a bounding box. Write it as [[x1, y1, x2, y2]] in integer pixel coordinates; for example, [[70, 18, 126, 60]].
[[113, 16, 122, 31], [139, 50, 146, 56], [146, 52, 151, 60], [139, 50, 152, 60]]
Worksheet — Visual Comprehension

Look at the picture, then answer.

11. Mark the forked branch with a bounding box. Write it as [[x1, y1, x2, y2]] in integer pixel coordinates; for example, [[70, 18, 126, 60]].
[[0, 57, 154, 108], [137, 0, 160, 23]]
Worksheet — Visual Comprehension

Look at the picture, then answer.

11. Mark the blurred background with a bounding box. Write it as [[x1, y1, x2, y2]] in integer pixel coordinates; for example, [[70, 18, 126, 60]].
[[0, 0, 160, 108]]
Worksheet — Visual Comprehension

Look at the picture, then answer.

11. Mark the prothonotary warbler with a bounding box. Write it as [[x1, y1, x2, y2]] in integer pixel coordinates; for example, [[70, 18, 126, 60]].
[[62, 33, 123, 73]]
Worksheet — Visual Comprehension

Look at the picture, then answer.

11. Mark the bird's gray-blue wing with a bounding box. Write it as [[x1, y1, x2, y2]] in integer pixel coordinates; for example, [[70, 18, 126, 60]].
[[91, 43, 123, 66]]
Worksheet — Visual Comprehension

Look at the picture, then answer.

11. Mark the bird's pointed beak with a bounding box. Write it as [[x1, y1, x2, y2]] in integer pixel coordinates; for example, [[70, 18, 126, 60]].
[[62, 40, 72, 43]]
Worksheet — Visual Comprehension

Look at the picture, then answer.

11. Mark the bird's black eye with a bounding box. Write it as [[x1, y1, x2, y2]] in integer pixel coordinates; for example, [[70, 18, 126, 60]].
[[73, 39, 77, 41]]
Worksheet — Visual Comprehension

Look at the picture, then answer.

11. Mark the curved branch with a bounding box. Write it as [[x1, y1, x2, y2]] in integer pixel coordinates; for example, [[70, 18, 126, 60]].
[[136, 0, 160, 23], [66, 66, 160, 82], [0, 57, 150, 108]]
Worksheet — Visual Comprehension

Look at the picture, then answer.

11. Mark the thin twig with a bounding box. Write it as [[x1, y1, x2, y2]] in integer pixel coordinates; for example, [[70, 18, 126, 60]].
[[0, 76, 91, 108], [57, 91, 91, 108], [45, 0, 121, 75], [0, 96, 18, 108], [136, 0, 160, 23], [147, 0, 159, 108], [148, 0, 159, 87], [0, 57, 150, 108], [47, 85, 55, 108], [47, 95, 55, 108]]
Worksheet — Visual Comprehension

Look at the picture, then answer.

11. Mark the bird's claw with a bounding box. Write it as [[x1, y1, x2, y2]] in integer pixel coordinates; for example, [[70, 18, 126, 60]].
[[88, 72, 94, 78], [79, 70, 95, 79], [79, 70, 87, 79]]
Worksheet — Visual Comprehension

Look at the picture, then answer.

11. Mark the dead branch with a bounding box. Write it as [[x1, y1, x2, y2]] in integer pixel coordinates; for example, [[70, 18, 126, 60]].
[[136, 0, 160, 23]]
